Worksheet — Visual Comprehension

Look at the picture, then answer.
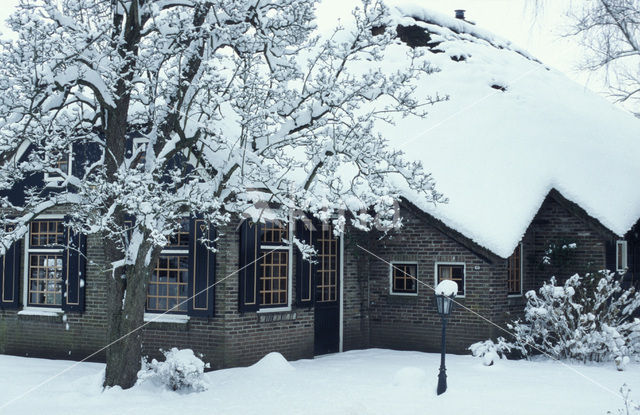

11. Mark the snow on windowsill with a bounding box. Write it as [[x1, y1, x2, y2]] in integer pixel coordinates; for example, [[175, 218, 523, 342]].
[[18, 308, 63, 317], [143, 313, 190, 324], [257, 306, 292, 314]]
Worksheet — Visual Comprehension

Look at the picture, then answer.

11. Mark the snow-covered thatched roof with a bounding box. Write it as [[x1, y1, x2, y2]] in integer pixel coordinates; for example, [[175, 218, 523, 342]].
[[318, 0, 640, 258]]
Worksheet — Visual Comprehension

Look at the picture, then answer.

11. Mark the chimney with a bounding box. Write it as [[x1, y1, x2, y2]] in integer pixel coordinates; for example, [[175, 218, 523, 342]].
[[455, 9, 465, 20]]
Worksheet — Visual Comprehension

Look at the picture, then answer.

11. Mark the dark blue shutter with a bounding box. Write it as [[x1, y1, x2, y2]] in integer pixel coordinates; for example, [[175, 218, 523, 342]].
[[605, 240, 616, 273], [0, 145, 43, 207], [61, 224, 86, 312], [0, 227, 22, 310], [188, 219, 216, 317], [239, 220, 260, 312], [72, 140, 103, 180], [295, 218, 317, 307]]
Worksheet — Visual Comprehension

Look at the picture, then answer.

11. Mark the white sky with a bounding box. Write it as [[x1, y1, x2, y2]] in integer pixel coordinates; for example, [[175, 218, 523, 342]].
[[0, 0, 608, 99]]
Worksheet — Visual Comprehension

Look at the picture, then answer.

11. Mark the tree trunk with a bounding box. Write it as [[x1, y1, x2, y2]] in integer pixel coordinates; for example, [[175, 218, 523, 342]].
[[104, 237, 160, 388]]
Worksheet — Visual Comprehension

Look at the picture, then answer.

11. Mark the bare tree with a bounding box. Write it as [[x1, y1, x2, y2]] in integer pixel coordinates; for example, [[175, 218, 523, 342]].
[[568, 0, 640, 115], [0, 0, 444, 388]]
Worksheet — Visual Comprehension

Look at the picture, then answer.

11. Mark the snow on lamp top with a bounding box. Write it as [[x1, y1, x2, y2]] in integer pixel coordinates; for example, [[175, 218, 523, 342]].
[[435, 280, 458, 297]]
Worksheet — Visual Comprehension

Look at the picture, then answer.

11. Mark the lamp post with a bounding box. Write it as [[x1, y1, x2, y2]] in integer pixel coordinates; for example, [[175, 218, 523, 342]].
[[434, 280, 457, 396]]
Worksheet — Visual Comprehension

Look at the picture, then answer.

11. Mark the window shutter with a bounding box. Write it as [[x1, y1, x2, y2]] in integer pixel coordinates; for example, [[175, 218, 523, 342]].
[[61, 225, 86, 313], [238, 220, 260, 312], [295, 218, 317, 307], [72, 141, 103, 180], [0, 227, 22, 310], [605, 240, 616, 272], [188, 219, 216, 318]]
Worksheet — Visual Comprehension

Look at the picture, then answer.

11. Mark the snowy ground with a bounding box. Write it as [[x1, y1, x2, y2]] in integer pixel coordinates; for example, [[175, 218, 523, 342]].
[[0, 349, 638, 415]]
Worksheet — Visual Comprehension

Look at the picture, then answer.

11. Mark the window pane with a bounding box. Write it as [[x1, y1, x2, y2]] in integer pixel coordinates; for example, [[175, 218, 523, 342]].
[[507, 245, 522, 295], [317, 227, 339, 302], [261, 221, 288, 245], [167, 220, 190, 248], [437, 264, 464, 296], [28, 254, 63, 306], [260, 251, 288, 306], [30, 220, 65, 247], [391, 263, 417, 294], [146, 255, 188, 313]]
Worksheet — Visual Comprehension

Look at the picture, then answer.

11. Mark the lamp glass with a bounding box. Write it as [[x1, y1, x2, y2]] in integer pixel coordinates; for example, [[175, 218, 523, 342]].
[[435, 294, 454, 316]]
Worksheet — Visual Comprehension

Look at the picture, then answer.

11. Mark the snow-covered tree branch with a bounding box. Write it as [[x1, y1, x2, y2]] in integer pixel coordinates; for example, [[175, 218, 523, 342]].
[[0, 0, 445, 388]]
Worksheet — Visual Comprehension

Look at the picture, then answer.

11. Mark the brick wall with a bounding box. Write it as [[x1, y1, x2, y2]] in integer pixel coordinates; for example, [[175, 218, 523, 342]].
[[342, 229, 371, 351], [345, 206, 509, 354], [0, 218, 315, 369], [523, 195, 606, 289], [210, 221, 314, 368], [506, 193, 608, 320], [0, 193, 613, 366], [0, 230, 108, 360]]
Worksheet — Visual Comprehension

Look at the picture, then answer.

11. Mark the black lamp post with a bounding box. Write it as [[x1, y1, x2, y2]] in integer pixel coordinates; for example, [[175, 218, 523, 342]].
[[434, 291, 455, 395]]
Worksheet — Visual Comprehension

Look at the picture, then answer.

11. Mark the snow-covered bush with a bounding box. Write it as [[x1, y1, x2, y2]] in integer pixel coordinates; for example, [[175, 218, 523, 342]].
[[468, 339, 511, 366], [137, 348, 210, 392], [506, 271, 640, 365]]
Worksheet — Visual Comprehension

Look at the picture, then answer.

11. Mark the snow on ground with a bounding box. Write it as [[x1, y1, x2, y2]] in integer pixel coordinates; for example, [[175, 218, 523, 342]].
[[0, 349, 638, 415]]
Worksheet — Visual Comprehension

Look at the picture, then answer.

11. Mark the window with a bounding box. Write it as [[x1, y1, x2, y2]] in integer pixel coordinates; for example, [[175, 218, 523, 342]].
[[22, 217, 87, 312], [259, 221, 290, 307], [616, 240, 628, 272], [26, 220, 65, 307], [147, 220, 190, 313], [435, 263, 465, 296], [317, 226, 339, 302], [44, 147, 72, 186], [390, 263, 418, 295], [132, 137, 148, 167], [507, 244, 523, 296]]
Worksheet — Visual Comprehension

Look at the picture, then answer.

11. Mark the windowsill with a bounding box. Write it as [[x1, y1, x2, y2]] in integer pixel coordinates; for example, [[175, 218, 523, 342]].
[[144, 313, 190, 324], [18, 307, 63, 317], [389, 292, 419, 297], [257, 306, 292, 314], [508, 294, 524, 298]]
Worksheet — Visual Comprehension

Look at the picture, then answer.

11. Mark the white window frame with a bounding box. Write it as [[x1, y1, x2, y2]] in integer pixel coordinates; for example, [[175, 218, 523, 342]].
[[616, 240, 628, 272], [257, 221, 293, 313], [389, 261, 419, 296], [22, 214, 65, 312], [434, 262, 466, 298], [507, 243, 524, 298], [43, 145, 73, 187]]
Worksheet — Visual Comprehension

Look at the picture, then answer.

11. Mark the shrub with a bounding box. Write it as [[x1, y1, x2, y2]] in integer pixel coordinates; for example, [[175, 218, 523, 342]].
[[506, 271, 640, 365], [137, 348, 210, 392], [468, 339, 511, 366]]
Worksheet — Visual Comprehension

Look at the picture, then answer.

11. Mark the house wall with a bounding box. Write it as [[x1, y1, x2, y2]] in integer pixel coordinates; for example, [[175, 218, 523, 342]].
[[0, 193, 615, 366], [342, 229, 371, 351], [523, 196, 607, 288], [353, 206, 509, 354], [0, 220, 315, 370], [0, 208, 109, 361], [506, 194, 609, 318], [209, 222, 314, 368]]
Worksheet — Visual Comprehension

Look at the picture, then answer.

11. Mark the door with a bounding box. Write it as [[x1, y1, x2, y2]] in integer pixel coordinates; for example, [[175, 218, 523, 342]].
[[314, 228, 340, 355]]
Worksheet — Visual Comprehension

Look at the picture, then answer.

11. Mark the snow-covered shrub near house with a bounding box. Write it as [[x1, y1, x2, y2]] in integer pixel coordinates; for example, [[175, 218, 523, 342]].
[[505, 271, 640, 365], [468, 339, 511, 366], [137, 348, 210, 392]]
